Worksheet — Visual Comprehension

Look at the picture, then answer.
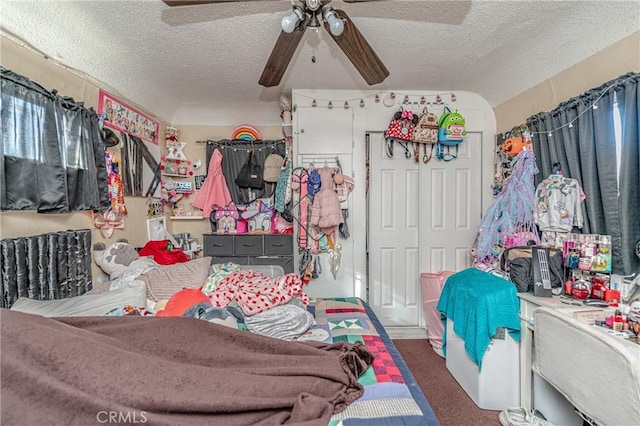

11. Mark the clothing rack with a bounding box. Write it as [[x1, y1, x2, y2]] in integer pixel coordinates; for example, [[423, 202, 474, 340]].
[[298, 154, 341, 170]]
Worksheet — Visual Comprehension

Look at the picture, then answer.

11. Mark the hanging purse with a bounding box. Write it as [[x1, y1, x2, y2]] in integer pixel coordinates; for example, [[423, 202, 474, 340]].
[[235, 150, 264, 190]]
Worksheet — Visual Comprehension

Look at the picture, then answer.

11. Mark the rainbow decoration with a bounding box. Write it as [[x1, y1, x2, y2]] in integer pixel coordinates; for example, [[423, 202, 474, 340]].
[[231, 125, 262, 142]]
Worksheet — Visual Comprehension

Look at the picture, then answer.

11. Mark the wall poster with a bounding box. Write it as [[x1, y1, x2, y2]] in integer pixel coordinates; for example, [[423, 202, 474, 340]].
[[97, 89, 159, 145]]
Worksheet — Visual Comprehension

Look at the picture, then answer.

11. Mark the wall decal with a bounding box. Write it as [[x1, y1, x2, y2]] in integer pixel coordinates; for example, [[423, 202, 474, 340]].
[[98, 89, 159, 145]]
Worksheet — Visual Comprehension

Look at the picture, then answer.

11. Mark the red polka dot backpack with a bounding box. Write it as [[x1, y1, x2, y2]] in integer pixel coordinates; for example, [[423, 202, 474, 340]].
[[384, 107, 419, 158]]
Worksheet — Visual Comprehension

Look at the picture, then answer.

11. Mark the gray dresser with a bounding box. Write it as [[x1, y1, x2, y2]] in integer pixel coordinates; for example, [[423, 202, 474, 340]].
[[203, 234, 294, 273]]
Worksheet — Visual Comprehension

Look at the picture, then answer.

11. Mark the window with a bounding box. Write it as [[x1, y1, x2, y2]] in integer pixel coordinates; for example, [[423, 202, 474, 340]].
[[1, 66, 109, 212], [613, 98, 622, 192]]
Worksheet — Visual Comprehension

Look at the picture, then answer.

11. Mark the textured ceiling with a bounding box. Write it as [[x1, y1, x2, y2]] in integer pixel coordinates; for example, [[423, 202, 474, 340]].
[[1, 0, 638, 125]]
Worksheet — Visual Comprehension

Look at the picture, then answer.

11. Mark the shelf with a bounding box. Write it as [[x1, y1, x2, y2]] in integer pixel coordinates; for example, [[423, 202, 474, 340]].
[[170, 216, 204, 220], [163, 173, 191, 178]]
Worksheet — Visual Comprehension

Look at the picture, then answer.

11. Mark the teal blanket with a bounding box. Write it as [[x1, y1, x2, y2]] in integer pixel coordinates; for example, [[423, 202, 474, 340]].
[[437, 268, 521, 369]]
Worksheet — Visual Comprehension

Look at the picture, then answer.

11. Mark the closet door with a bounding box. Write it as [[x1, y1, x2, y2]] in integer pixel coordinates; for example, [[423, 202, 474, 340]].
[[368, 134, 421, 326], [421, 132, 482, 272], [368, 132, 483, 327]]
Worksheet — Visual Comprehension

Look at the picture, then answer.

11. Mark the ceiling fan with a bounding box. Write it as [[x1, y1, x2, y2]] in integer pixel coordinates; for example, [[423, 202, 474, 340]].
[[162, 0, 389, 88]]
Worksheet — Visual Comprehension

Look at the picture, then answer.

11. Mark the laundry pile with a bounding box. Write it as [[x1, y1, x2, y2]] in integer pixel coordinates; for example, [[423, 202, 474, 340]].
[[155, 264, 315, 341]]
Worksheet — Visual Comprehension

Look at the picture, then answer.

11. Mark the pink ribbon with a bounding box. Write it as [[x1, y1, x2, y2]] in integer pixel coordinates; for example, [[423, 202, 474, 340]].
[[401, 110, 414, 120]]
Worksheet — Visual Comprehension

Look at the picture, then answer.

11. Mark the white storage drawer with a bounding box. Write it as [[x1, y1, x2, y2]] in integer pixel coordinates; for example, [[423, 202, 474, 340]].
[[446, 319, 520, 410]]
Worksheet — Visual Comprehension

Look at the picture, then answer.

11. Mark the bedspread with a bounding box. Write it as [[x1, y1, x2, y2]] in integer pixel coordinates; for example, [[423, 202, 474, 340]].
[[0, 309, 372, 426], [313, 297, 439, 425]]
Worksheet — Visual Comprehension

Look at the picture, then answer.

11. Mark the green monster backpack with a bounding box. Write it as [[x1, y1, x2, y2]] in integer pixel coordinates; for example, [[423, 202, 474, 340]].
[[436, 107, 467, 161]]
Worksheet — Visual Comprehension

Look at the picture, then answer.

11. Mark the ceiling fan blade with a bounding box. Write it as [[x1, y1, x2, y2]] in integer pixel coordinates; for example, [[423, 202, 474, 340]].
[[324, 9, 389, 85], [163, 0, 264, 6], [259, 26, 306, 87]]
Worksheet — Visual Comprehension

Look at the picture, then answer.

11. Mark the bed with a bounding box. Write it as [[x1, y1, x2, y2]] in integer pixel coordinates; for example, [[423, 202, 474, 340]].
[[0, 240, 438, 425]]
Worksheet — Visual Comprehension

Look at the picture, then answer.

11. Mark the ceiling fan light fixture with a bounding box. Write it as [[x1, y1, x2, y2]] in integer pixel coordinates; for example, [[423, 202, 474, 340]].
[[281, 6, 304, 33], [305, 0, 321, 12], [323, 7, 344, 36]]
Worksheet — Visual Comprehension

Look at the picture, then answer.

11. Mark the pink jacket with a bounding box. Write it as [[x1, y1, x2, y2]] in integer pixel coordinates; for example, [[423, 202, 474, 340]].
[[310, 167, 343, 234], [192, 149, 232, 217]]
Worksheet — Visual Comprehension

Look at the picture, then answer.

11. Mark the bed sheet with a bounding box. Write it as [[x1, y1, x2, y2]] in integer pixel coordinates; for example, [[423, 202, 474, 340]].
[[310, 297, 439, 426]]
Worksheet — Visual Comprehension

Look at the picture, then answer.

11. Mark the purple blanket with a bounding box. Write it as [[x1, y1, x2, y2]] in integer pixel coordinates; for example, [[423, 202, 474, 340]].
[[1, 309, 373, 425]]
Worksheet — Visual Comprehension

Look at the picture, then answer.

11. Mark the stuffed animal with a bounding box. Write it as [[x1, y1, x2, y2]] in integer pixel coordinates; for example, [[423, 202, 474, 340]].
[[211, 202, 240, 233], [93, 241, 140, 279], [93, 241, 157, 280]]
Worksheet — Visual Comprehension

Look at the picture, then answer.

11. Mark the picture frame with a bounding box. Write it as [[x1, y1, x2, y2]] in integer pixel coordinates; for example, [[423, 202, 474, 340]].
[[147, 217, 168, 241]]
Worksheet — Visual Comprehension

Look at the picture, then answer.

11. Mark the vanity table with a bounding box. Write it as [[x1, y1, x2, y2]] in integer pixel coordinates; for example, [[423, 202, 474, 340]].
[[518, 292, 632, 426], [518, 293, 564, 410]]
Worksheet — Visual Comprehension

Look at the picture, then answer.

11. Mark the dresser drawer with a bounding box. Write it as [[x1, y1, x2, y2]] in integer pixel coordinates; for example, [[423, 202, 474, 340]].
[[203, 234, 234, 256], [234, 235, 263, 256], [264, 235, 293, 255]]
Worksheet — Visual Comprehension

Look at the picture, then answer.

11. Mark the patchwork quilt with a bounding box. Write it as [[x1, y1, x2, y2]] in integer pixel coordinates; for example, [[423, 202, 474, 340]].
[[311, 297, 439, 426]]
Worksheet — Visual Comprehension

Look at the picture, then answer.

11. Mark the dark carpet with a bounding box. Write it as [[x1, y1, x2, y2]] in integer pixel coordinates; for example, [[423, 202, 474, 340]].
[[393, 339, 502, 426]]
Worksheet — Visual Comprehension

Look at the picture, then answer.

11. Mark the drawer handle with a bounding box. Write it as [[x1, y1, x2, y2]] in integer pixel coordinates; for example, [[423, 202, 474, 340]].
[[271, 243, 284, 247], [213, 244, 225, 247], [242, 243, 255, 247]]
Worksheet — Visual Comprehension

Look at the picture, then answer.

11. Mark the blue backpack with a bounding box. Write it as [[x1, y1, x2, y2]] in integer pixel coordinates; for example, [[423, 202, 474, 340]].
[[436, 107, 467, 161], [307, 168, 321, 197]]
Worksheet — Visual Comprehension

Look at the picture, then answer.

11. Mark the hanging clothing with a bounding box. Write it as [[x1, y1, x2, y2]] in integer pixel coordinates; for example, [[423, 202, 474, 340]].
[[535, 174, 585, 232], [192, 148, 232, 217], [472, 150, 539, 267], [310, 167, 344, 235], [293, 169, 309, 249]]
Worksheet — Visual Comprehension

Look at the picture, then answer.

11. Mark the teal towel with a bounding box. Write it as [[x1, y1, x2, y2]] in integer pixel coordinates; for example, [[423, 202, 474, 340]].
[[437, 268, 521, 369]]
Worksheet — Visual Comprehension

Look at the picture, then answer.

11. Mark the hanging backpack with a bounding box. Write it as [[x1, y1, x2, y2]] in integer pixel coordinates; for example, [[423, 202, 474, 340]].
[[384, 108, 418, 158], [411, 108, 439, 163], [235, 150, 264, 190], [436, 107, 467, 161]]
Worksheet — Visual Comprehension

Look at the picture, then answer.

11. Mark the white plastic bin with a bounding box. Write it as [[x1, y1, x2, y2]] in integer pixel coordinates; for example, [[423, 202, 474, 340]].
[[445, 319, 520, 410]]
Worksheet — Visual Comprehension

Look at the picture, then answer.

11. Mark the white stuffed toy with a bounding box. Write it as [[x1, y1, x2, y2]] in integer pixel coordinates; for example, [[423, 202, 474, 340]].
[[93, 242, 157, 289]]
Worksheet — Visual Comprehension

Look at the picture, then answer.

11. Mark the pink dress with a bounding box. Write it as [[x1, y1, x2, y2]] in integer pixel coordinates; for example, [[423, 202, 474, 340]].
[[192, 148, 232, 217]]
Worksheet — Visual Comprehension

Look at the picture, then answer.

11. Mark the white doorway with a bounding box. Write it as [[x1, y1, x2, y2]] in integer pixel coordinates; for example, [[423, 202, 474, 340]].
[[367, 132, 484, 326]]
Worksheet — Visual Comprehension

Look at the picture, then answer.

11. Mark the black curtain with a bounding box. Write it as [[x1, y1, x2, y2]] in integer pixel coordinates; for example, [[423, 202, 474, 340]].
[[1, 67, 109, 213], [528, 72, 640, 274], [205, 139, 286, 205], [615, 73, 640, 274]]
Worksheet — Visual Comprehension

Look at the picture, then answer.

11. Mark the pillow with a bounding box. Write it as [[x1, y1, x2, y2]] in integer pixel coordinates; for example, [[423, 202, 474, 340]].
[[86, 281, 111, 295], [9, 281, 147, 317], [202, 262, 241, 295], [155, 289, 210, 317], [138, 257, 212, 302], [95, 242, 141, 279]]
